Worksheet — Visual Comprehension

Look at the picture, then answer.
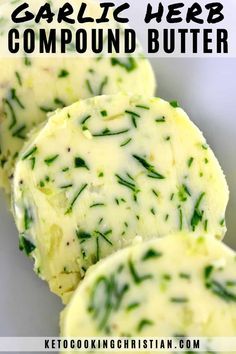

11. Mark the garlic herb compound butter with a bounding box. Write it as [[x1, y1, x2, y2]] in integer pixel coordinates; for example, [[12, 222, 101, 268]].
[[12, 94, 229, 303], [0, 0, 156, 193], [61, 232, 236, 352]]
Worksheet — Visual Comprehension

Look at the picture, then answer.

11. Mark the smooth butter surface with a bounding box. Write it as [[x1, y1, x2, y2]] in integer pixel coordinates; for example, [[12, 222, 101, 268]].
[[61, 232, 236, 353], [12, 94, 229, 302], [0, 0, 156, 192]]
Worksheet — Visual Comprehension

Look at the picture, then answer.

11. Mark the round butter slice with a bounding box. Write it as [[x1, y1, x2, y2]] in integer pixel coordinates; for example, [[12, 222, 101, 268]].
[[0, 0, 156, 193], [61, 232, 236, 348], [12, 94, 229, 303]]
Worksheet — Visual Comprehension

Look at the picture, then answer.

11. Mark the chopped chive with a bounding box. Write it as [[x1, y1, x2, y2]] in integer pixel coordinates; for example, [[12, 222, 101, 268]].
[[39, 106, 54, 113], [60, 184, 73, 189], [155, 116, 166, 123], [86, 79, 94, 95], [22, 146, 37, 160], [132, 154, 165, 179], [90, 203, 105, 208], [135, 105, 150, 110], [128, 259, 152, 284], [44, 154, 59, 165], [95, 230, 113, 246], [126, 302, 140, 311], [137, 319, 154, 333], [10, 88, 25, 109], [12, 124, 26, 139], [3, 99, 17, 129], [65, 183, 88, 214], [150, 208, 156, 215], [80, 115, 91, 125], [142, 249, 162, 261], [191, 192, 205, 231], [125, 110, 140, 118], [93, 128, 129, 137], [24, 56, 31, 66], [54, 97, 66, 107], [15, 71, 22, 86], [120, 138, 132, 147], [76, 229, 92, 240], [179, 207, 183, 230], [188, 157, 194, 167]]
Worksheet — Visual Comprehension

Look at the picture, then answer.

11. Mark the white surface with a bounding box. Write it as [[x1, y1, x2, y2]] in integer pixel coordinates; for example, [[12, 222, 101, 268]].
[[0, 58, 235, 343]]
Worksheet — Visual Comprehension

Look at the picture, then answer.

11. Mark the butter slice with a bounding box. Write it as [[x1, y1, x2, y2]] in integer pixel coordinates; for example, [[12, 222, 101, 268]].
[[61, 232, 236, 353], [0, 0, 156, 192], [12, 94, 229, 303]]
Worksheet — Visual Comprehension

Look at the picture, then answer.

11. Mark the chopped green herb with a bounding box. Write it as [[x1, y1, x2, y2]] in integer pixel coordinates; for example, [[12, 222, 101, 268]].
[[76, 229, 92, 240], [191, 192, 205, 231], [74, 157, 89, 170], [204, 219, 208, 232], [10, 88, 25, 109], [135, 105, 150, 110], [22, 146, 37, 160], [126, 302, 140, 311], [44, 154, 59, 165], [12, 124, 26, 140], [116, 174, 139, 201], [90, 203, 105, 208], [155, 116, 166, 123], [120, 138, 132, 147], [100, 110, 107, 117], [169, 100, 180, 108], [111, 57, 137, 72], [19, 235, 35, 256], [60, 184, 73, 189], [98, 76, 108, 95], [94, 230, 113, 246], [92, 128, 129, 137], [80, 115, 91, 125], [24, 56, 31, 66], [133, 155, 165, 179], [137, 319, 154, 333], [178, 184, 191, 202], [15, 71, 22, 86], [39, 106, 54, 113], [24, 207, 32, 230], [142, 249, 162, 261], [58, 69, 69, 78], [125, 110, 140, 118], [188, 157, 194, 167], [86, 79, 94, 95], [3, 98, 17, 129], [128, 259, 152, 284], [54, 97, 66, 107], [150, 208, 156, 215], [65, 183, 88, 214]]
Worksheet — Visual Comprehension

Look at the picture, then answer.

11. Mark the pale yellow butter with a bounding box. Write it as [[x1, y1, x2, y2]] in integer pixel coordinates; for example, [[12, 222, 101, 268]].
[[12, 94, 229, 303]]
